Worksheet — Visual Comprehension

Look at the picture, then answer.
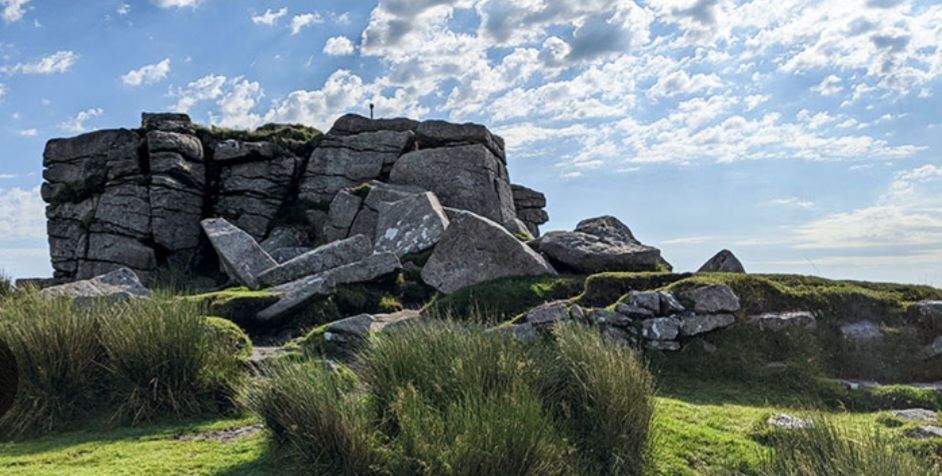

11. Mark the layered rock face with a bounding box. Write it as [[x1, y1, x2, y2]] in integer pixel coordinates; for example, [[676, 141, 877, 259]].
[[42, 113, 551, 283]]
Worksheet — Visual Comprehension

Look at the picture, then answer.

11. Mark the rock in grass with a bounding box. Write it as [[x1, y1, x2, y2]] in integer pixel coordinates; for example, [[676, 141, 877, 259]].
[[646, 340, 681, 351], [326, 314, 375, 340], [909, 301, 942, 329], [767, 414, 813, 430], [524, 300, 572, 326], [537, 216, 663, 273], [40, 267, 149, 307], [680, 314, 735, 337], [373, 191, 450, 257], [920, 336, 942, 360], [641, 317, 682, 341], [698, 249, 746, 273], [893, 409, 938, 423], [749, 311, 817, 332], [840, 321, 884, 342], [421, 210, 556, 294], [627, 291, 661, 313], [201, 218, 277, 290], [257, 235, 372, 287], [910, 426, 942, 439], [679, 285, 741, 314]]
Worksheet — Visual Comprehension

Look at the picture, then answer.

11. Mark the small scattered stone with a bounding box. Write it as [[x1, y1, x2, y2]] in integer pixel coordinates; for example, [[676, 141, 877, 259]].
[[840, 321, 884, 342], [750, 311, 817, 332], [680, 313, 735, 337], [525, 301, 572, 326], [768, 414, 813, 430], [627, 291, 661, 313], [40, 267, 150, 307], [911, 426, 942, 439], [615, 303, 656, 320], [893, 409, 938, 423], [646, 340, 681, 351]]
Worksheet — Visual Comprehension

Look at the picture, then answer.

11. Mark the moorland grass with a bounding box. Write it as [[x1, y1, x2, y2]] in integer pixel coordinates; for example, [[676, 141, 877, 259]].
[[247, 321, 656, 475], [0, 290, 250, 439]]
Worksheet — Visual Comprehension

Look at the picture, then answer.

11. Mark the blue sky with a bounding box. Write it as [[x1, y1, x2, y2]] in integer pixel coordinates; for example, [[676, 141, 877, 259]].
[[1, 0, 941, 285]]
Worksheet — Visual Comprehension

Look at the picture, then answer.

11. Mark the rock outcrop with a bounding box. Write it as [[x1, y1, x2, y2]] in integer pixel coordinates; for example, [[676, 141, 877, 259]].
[[420, 210, 556, 294], [536, 216, 665, 273], [41, 113, 550, 285], [698, 249, 745, 273]]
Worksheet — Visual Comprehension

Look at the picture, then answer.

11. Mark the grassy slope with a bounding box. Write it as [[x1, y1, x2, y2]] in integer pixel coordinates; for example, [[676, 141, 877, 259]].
[[4, 380, 936, 475]]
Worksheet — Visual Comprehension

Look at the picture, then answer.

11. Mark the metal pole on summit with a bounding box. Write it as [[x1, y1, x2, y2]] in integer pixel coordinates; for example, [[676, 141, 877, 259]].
[[369, 103, 374, 120]]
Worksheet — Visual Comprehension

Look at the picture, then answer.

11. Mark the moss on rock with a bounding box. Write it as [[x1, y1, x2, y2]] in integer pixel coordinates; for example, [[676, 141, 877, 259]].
[[423, 274, 586, 323]]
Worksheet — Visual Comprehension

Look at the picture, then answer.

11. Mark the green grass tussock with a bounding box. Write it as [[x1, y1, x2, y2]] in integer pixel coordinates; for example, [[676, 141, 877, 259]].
[[0, 290, 250, 439], [762, 417, 940, 475], [575, 272, 689, 308], [247, 321, 657, 475]]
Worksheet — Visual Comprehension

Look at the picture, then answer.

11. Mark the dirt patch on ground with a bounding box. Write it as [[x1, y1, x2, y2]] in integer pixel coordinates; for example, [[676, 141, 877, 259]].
[[170, 424, 264, 442]]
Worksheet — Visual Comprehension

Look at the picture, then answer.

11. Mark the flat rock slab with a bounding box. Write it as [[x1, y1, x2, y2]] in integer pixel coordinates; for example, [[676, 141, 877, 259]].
[[257, 234, 372, 287], [40, 267, 150, 307], [171, 424, 264, 442], [374, 191, 449, 257], [421, 210, 556, 294], [415, 120, 506, 162], [840, 320, 884, 342], [893, 409, 938, 422], [768, 414, 814, 430], [679, 285, 741, 314], [201, 218, 277, 290], [680, 313, 735, 336], [641, 317, 682, 341]]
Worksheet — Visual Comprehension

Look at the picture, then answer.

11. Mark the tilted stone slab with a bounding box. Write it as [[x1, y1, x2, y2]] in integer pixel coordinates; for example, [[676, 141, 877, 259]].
[[421, 210, 556, 294], [257, 234, 373, 287], [373, 191, 449, 257], [328, 113, 419, 136], [323, 189, 364, 242], [201, 218, 277, 290], [257, 253, 402, 322]]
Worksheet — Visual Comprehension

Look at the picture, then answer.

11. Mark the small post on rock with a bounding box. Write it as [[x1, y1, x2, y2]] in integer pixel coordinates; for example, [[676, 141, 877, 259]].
[[369, 103, 374, 120]]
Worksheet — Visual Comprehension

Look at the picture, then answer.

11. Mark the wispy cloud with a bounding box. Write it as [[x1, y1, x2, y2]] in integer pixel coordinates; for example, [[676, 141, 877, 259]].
[[121, 58, 171, 86], [252, 7, 287, 26], [59, 108, 103, 133], [1, 51, 77, 75]]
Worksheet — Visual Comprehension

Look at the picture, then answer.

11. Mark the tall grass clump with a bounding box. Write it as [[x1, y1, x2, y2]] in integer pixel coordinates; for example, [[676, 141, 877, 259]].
[[0, 292, 101, 438], [0, 289, 251, 439], [243, 361, 384, 475], [762, 418, 939, 476], [0, 269, 12, 296], [99, 297, 245, 424], [249, 320, 656, 475], [541, 323, 656, 475]]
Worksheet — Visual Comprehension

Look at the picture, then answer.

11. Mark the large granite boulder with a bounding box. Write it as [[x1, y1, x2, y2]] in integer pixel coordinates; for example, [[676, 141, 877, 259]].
[[373, 191, 449, 257], [421, 210, 556, 294], [536, 216, 663, 273], [299, 131, 415, 204], [698, 249, 746, 273], [389, 144, 520, 233], [40, 268, 150, 308], [201, 218, 277, 289], [257, 234, 373, 287]]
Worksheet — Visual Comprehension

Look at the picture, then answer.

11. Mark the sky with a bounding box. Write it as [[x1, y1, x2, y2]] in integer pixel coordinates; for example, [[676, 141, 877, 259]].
[[0, 0, 941, 286]]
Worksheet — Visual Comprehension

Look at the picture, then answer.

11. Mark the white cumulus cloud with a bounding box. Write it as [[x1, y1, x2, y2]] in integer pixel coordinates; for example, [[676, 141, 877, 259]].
[[290, 13, 323, 35], [59, 108, 104, 133], [323, 36, 355, 56], [1, 51, 77, 75], [252, 7, 287, 26], [1, 0, 31, 23], [152, 0, 202, 8], [121, 58, 171, 86]]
